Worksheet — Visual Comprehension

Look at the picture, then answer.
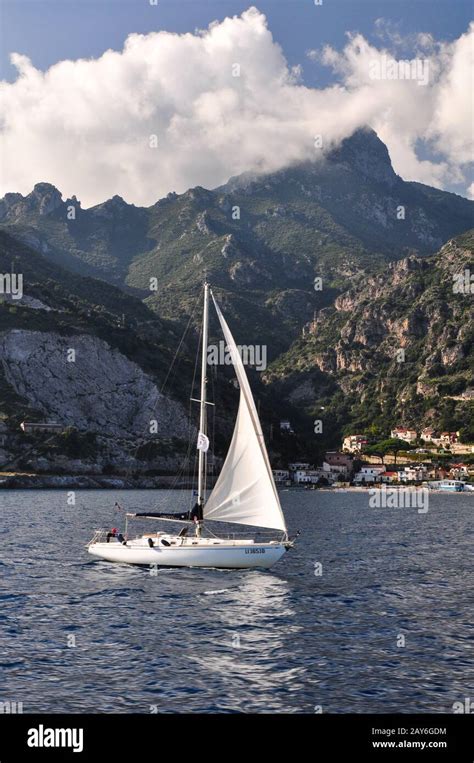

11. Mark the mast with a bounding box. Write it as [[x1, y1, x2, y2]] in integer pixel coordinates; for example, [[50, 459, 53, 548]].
[[197, 282, 209, 512]]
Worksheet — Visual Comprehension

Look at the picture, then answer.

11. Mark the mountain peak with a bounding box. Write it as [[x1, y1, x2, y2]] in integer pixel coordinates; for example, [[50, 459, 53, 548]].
[[0, 182, 64, 221], [28, 183, 63, 215], [220, 127, 397, 194], [100, 194, 131, 210], [327, 127, 398, 186], [89, 194, 138, 219], [32, 182, 61, 195]]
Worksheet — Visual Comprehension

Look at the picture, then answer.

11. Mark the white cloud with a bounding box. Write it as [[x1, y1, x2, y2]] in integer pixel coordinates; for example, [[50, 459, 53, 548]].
[[0, 7, 472, 206], [318, 23, 474, 190]]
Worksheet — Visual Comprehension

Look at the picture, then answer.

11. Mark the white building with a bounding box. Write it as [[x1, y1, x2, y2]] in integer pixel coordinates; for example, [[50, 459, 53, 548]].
[[390, 427, 418, 443], [342, 434, 368, 453], [272, 469, 290, 484], [420, 427, 438, 443], [322, 462, 348, 480], [353, 465, 386, 484], [323, 452, 354, 478], [380, 471, 399, 483], [289, 462, 311, 472], [449, 464, 469, 478], [439, 431, 460, 445], [293, 469, 326, 485], [397, 465, 429, 482]]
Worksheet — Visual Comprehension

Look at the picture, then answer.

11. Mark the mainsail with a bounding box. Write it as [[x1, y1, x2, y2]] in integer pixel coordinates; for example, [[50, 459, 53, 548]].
[[203, 293, 287, 533]]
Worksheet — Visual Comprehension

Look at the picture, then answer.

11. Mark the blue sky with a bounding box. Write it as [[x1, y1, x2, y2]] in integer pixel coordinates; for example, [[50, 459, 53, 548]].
[[1, 0, 472, 84], [1, 1, 472, 204]]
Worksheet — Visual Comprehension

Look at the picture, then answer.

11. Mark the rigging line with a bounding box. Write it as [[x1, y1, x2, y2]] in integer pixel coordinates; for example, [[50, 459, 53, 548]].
[[166, 316, 202, 501], [135, 288, 202, 445], [152, 301, 203, 510], [147, 289, 202, 491], [119, 289, 202, 488], [158, 290, 202, 399]]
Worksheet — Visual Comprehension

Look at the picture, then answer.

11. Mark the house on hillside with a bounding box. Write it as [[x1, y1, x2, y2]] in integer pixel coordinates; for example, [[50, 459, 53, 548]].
[[390, 427, 417, 443], [342, 434, 369, 453], [439, 431, 460, 445], [420, 427, 439, 443]]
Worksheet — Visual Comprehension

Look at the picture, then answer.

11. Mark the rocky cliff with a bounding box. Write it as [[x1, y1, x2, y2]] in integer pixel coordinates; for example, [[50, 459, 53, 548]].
[[264, 231, 474, 447], [0, 330, 189, 438], [0, 329, 193, 474]]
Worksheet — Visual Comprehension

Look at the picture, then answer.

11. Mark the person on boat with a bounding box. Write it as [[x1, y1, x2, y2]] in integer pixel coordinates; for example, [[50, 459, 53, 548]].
[[193, 517, 203, 538], [190, 501, 203, 538], [106, 527, 126, 544], [189, 501, 201, 520]]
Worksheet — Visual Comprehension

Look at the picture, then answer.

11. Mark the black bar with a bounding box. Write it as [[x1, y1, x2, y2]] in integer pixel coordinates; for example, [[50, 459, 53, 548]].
[[0, 713, 472, 761]]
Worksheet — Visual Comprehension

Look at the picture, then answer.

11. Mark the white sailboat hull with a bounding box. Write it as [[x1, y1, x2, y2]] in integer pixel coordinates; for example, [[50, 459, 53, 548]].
[[88, 537, 288, 569]]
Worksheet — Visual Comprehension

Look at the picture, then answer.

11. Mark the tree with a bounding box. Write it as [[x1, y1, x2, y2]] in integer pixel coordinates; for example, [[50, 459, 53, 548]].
[[363, 438, 413, 465], [379, 438, 414, 465], [459, 424, 474, 444], [363, 443, 386, 464]]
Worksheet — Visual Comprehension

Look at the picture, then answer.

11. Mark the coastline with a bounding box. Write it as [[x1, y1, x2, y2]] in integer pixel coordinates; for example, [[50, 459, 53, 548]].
[[0, 474, 206, 489], [1, 474, 472, 492]]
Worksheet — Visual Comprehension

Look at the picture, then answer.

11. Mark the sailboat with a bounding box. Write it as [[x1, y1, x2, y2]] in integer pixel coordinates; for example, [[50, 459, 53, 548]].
[[87, 283, 295, 569]]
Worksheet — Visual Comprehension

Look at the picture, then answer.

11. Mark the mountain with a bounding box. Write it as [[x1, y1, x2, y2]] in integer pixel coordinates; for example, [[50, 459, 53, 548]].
[[0, 231, 199, 474], [1, 129, 472, 361], [0, 185, 151, 288], [263, 230, 474, 449], [1, 129, 473, 470]]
